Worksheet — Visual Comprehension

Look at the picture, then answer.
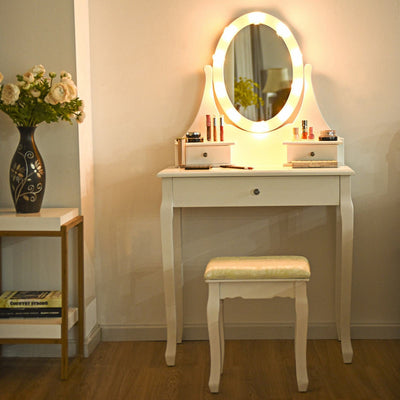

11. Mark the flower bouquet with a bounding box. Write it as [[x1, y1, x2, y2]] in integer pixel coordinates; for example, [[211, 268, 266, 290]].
[[0, 64, 84, 126], [0, 65, 85, 213]]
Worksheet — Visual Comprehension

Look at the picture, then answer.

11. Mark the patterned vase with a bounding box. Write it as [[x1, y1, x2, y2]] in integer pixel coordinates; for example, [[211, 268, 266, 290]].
[[9, 126, 46, 213]]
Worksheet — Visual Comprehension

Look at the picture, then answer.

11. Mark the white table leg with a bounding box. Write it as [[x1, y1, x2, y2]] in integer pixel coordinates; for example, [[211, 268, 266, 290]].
[[161, 179, 177, 366], [173, 208, 183, 343], [337, 176, 354, 363], [335, 206, 342, 341], [207, 283, 221, 393]]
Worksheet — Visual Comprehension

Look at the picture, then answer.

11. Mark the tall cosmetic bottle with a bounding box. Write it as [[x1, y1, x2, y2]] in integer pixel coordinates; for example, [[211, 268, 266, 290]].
[[206, 115, 211, 141], [301, 120, 308, 139]]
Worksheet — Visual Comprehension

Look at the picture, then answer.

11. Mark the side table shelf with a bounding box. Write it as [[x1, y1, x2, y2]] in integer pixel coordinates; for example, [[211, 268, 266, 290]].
[[0, 307, 78, 339], [0, 208, 84, 380]]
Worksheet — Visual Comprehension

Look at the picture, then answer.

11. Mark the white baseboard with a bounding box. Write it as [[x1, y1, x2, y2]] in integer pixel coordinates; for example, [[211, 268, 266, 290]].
[[350, 323, 400, 339], [101, 322, 400, 342], [85, 323, 101, 357], [1, 324, 101, 358], [2, 322, 398, 357]]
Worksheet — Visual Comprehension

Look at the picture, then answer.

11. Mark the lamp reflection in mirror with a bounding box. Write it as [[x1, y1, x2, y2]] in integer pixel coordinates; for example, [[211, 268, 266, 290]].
[[263, 68, 290, 119], [213, 12, 303, 133], [276, 22, 291, 39]]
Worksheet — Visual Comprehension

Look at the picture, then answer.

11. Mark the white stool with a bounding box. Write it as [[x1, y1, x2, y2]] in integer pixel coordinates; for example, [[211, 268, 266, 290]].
[[204, 256, 311, 393]]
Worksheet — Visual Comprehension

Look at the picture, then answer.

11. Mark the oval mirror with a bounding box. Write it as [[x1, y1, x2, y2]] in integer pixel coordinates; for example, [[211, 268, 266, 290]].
[[213, 12, 304, 133]]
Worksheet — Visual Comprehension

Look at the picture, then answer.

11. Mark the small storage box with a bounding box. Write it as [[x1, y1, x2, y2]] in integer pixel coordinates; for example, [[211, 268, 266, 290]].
[[283, 138, 344, 166], [178, 142, 235, 167]]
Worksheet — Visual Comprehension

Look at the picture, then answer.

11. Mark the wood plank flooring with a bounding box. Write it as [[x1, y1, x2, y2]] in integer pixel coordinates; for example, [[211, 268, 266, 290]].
[[0, 340, 399, 400]]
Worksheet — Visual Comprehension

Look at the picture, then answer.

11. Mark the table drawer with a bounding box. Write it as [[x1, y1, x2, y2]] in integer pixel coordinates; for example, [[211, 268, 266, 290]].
[[283, 140, 344, 165], [173, 176, 339, 207], [185, 143, 233, 166]]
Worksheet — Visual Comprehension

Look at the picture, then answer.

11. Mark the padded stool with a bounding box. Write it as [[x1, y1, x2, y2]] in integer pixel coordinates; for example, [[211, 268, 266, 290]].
[[204, 256, 311, 393]]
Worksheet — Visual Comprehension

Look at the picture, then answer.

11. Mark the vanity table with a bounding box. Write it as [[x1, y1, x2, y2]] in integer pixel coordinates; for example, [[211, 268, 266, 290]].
[[158, 166, 354, 366], [158, 11, 355, 368]]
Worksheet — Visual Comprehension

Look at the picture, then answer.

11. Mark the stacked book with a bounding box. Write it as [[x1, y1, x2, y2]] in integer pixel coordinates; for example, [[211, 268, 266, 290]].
[[0, 290, 62, 319]]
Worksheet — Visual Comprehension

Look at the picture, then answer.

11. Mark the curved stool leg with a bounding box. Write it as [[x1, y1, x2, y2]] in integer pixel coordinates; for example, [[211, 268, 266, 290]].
[[295, 282, 309, 392], [207, 283, 221, 393], [219, 299, 225, 374]]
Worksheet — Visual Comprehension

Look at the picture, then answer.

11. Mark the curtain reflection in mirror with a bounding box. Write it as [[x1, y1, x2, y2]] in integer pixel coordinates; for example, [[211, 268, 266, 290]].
[[224, 24, 292, 122]]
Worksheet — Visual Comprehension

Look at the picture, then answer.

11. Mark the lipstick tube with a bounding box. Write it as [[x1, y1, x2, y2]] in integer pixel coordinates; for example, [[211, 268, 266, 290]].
[[213, 116, 217, 141], [206, 115, 211, 141]]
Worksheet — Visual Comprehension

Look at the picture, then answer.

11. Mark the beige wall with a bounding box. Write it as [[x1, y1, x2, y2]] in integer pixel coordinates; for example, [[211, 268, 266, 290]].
[[88, 0, 400, 337], [0, 0, 399, 346]]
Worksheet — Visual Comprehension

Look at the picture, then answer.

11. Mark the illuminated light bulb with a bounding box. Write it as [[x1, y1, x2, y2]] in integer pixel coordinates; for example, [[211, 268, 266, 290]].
[[222, 25, 239, 42], [252, 121, 269, 133], [276, 22, 291, 38], [226, 108, 241, 123], [291, 78, 303, 96], [247, 12, 266, 25], [277, 104, 294, 122], [212, 50, 226, 68], [290, 48, 303, 67], [213, 81, 226, 98]]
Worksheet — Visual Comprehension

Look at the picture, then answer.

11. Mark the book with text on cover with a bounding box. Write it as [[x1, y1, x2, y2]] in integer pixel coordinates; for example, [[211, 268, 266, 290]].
[[0, 291, 62, 308], [0, 307, 61, 318]]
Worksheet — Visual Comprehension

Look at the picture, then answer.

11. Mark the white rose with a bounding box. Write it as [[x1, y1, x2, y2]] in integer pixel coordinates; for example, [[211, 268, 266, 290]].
[[31, 64, 45, 76], [61, 78, 77, 100], [0, 72, 3, 84], [60, 70, 72, 80], [77, 111, 86, 123], [30, 88, 41, 98], [44, 93, 56, 105], [45, 82, 69, 104], [1, 83, 20, 105], [23, 72, 34, 83]]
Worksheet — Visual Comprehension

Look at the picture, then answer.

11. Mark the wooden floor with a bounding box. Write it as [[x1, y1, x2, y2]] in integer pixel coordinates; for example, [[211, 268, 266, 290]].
[[0, 340, 399, 400]]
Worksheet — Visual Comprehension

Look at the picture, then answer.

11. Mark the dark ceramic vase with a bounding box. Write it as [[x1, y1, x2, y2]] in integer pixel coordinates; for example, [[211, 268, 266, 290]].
[[9, 126, 46, 213]]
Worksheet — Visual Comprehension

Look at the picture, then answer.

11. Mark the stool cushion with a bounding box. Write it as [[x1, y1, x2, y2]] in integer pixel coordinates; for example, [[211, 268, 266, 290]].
[[204, 256, 310, 280]]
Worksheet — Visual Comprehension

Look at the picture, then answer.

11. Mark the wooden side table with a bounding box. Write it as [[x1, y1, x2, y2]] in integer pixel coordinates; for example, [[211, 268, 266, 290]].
[[0, 208, 84, 379]]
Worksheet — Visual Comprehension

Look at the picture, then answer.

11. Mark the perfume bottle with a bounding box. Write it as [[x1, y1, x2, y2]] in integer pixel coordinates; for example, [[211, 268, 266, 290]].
[[301, 120, 308, 139]]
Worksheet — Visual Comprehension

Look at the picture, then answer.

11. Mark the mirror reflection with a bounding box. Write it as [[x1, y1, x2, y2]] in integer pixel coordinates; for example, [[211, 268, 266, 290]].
[[224, 25, 292, 122]]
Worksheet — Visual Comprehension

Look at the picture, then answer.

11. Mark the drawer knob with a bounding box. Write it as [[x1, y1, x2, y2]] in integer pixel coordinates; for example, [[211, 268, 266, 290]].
[[253, 188, 260, 195], [202, 152, 208, 158], [310, 151, 315, 157]]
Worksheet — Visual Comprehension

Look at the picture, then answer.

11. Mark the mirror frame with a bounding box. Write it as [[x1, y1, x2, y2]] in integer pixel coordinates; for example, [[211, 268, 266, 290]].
[[212, 12, 304, 133]]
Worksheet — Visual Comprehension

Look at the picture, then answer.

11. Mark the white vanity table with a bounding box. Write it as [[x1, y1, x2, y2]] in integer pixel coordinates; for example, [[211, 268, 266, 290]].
[[158, 165, 354, 366], [158, 11, 355, 369]]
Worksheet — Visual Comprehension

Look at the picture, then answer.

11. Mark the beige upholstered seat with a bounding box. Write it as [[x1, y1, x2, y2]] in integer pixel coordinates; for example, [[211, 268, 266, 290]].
[[204, 256, 310, 393], [204, 255, 311, 280]]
